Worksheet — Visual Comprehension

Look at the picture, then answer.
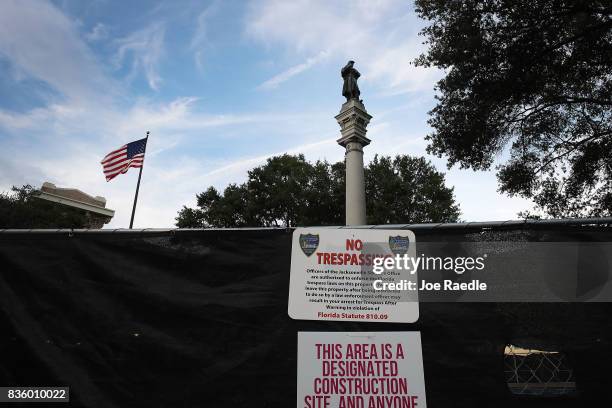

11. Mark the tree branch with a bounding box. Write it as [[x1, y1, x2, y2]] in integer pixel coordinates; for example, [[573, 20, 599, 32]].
[[533, 130, 612, 175]]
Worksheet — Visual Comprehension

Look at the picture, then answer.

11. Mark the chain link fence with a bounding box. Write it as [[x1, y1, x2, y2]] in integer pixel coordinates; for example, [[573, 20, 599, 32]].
[[504, 345, 576, 396]]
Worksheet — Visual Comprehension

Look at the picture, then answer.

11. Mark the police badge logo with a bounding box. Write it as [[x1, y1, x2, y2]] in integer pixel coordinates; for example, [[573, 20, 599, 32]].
[[299, 234, 319, 257], [388, 236, 410, 255]]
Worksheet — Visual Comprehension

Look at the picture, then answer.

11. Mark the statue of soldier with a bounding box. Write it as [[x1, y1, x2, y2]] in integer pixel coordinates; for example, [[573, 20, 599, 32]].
[[341, 60, 361, 101]]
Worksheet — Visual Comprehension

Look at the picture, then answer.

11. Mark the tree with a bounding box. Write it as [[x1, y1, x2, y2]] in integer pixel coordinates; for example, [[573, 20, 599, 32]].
[[414, 0, 612, 218], [0, 185, 89, 228], [366, 155, 460, 224], [176, 154, 460, 227]]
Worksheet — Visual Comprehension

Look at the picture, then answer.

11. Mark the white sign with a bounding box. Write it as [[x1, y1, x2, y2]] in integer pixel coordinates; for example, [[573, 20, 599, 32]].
[[298, 331, 427, 408], [288, 228, 418, 323]]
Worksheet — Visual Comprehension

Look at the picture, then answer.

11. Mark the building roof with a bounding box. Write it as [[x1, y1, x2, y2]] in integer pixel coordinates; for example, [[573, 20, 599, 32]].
[[36, 182, 115, 218]]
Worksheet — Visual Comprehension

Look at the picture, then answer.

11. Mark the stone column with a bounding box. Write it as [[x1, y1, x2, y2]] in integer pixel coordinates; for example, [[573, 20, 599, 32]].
[[336, 99, 372, 225]]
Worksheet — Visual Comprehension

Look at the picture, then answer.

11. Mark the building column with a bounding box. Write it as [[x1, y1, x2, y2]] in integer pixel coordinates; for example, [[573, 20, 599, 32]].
[[336, 99, 372, 226], [344, 141, 366, 225]]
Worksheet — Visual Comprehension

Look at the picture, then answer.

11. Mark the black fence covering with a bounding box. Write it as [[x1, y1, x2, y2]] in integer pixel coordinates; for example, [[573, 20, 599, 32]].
[[1, 226, 612, 407]]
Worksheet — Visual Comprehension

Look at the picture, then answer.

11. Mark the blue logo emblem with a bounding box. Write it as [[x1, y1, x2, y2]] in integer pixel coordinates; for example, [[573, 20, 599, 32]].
[[299, 234, 319, 257], [388, 236, 410, 255]]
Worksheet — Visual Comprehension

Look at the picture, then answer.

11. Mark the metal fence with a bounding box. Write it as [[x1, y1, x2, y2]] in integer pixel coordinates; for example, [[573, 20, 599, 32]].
[[504, 345, 576, 396]]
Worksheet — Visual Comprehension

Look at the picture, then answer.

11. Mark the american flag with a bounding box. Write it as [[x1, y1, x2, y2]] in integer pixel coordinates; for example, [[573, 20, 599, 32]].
[[101, 137, 147, 181]]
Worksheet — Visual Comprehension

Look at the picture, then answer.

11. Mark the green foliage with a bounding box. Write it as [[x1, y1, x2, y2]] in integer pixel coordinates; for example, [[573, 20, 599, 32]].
[[366, 155, 460, 224], [176, 154, 460, 228], [0, 185, 89, 228], [415, 0, 612, 217]]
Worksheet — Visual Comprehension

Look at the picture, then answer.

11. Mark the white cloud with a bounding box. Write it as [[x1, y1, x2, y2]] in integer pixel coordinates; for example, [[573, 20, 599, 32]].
[[190, 2, 220, 71], [0, 0, 113, 102], [246, 0, 385, 52], [107, 97, 314, 138], [365, 41, 442, 95], [201, 136, 338, 184], [245, 0, 438, 95], [114, 23, 165, 91], [258, 51, 329, 90], [86, 23, 109, 42]]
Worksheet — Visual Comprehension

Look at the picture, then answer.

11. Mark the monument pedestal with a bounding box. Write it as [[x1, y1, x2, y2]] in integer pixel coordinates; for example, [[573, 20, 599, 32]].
[[336, 99, 372, 226]]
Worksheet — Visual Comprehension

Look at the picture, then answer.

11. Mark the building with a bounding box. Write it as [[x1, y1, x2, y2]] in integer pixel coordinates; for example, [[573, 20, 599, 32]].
[[35, 182, 114, 228]]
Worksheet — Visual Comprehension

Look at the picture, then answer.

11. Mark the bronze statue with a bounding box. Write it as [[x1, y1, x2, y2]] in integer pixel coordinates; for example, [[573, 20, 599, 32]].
[[341, 60, 361, 101]]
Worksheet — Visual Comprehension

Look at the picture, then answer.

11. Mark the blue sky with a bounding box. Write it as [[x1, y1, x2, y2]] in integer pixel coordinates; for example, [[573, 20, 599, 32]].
[[0, 0, 532, 228]]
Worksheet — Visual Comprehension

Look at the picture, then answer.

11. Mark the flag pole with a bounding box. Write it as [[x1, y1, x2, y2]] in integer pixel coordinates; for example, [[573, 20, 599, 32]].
[[129, 131, 149, 229]]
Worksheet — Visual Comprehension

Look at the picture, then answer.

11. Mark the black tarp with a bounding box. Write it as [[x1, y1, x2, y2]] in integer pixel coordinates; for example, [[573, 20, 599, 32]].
[[1, 226, 612, 407]]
